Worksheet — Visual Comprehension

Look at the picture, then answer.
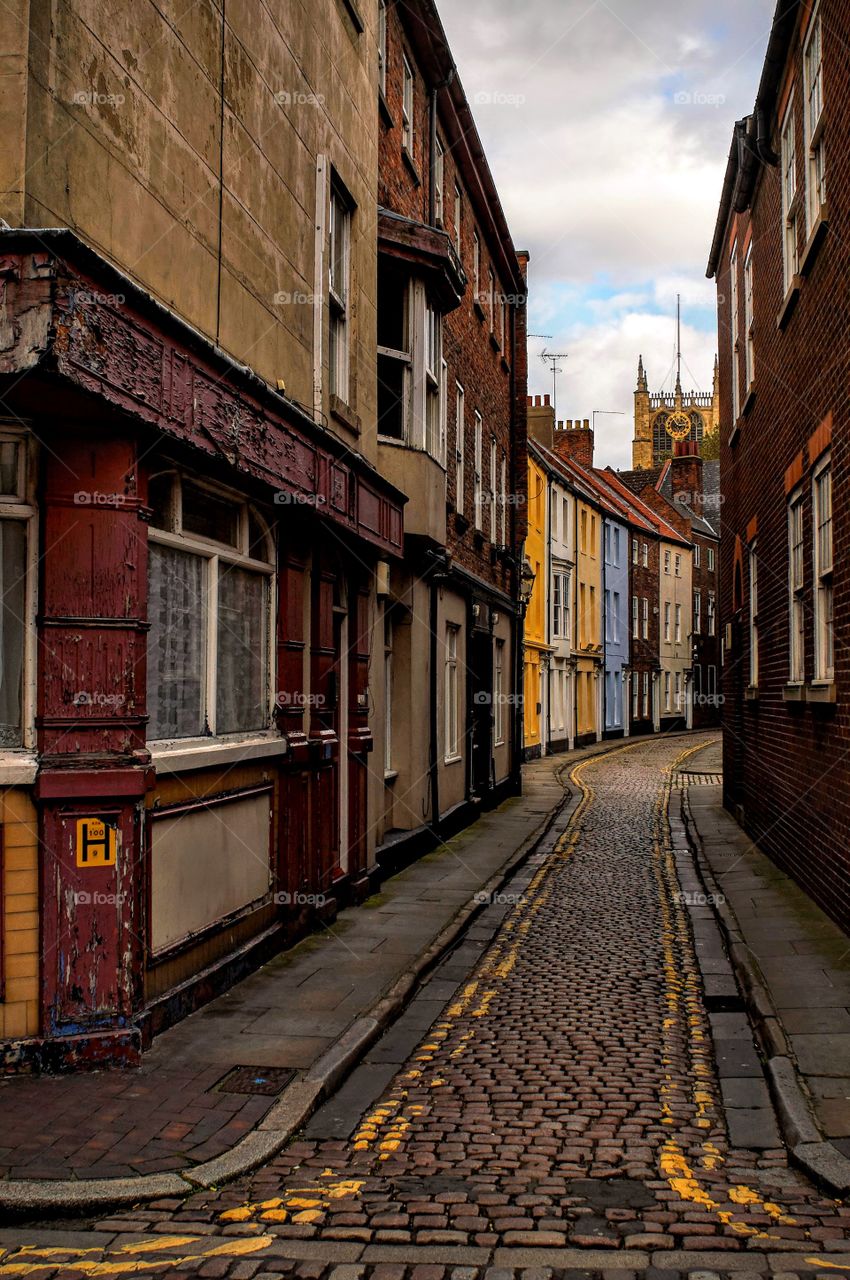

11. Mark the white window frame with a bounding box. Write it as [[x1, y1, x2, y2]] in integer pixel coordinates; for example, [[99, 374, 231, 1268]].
[[423, 298, 443, 459], [642, 597, 649, 640], [329, 178, 352, 403], [500, 450, 507, 546], [803, 6, 826, 233], [749, 540, 759, 687], [744, 241, 754, 392], [402, 53, 414, 154], [664, 670, 671, 711], [780, 97, 799, 294], [489, 436, 497, 542], [553, 573, 563, 638], [632, 594, 638, 639], [487, 266, 495, 331], [632, 538, 639, 565], [472, 231, 480, 304], [664, 601, 671, 643], [730, 238, 740, 423], [675, 602, 682, 644], [642, 542, 649, 568], [707, 591, 716, 637], [434, 135, 445, 225], [444, 623, 461, 762], [694, 589, 701, 636], [494, 638, 505, 746], [675, 553, 681, 577], [384, 610, 393, 776], [694, 542, 701, 569], [455, 382, 465, 515], [473, 411, 483, 530], [377, 0, 387, 95], [788, 487, 805, 683], [453, 183, 462, 254], [707, 547, 715, 572], [0, 429, 37, 755], [147, 474, 276, 744], [377, 272, 412, 442], [813, 454, 834, 681], [643, 670, 649, 716], [664, 549, 671, 575]]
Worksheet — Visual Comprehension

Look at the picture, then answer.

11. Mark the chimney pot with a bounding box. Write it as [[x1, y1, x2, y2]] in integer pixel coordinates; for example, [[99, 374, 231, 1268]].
[[544, 394, 550, 406]]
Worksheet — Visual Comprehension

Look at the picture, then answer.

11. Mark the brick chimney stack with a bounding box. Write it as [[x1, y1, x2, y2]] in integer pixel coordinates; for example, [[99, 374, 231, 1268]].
[[670, 438, 703, 509], [552, 417, 594, 469], [527, 393, 555, 449]]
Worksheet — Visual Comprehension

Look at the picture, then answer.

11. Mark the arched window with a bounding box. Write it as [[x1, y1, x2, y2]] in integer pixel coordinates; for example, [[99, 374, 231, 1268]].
[[652, 412, 670, 459], [689, 411, 705, 446]]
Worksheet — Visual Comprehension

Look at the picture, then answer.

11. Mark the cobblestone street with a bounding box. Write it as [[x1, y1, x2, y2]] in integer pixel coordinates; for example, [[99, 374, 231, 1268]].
[[3, 735, 849, 1278]]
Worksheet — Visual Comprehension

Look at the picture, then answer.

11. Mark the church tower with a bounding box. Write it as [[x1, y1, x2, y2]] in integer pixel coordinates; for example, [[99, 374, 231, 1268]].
[[632, 356, 720, 469], [631, 304, 720, 469]]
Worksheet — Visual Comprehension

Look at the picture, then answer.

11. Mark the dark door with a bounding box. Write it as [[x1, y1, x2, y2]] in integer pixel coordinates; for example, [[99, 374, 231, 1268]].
[[470, 629, 494, 797]]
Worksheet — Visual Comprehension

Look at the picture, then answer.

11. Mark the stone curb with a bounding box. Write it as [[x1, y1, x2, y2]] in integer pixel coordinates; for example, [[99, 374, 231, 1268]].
[[0, 738, 613, 1219], [680, 783, 850, 1197]]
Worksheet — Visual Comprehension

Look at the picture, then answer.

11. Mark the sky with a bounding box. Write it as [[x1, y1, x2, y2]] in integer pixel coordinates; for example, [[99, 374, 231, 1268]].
[[438, 0, 776, 469]]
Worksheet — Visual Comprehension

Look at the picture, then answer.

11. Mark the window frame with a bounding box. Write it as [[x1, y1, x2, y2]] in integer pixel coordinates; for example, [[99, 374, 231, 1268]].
[[377, 0, 387, 95], [749, 539, 759, 687], [803, 5, 826, 233], [730, 238, 740, 422], [328, 177, 353, 404], [147, 473, 276, 744], [494, 638, 505, 746], [744, 241, 755, 391], [780, 96, 799, 293], [455, 382, 465, 515], [788, 487, 805, 683], [813, 454, 834, 681], [0, 429, 37, 754], [444, 622, 461, 763], [473, 411, 483, 530]]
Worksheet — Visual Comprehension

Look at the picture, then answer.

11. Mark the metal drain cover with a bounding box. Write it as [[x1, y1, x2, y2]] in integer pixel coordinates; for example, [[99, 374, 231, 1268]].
[[217, 1066, 296, 1095]]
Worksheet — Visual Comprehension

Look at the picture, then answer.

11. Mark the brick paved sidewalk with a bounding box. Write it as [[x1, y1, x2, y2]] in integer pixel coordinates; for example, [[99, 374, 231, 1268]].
[[0, 747, 598, 1184], [682, 742, 850, 1166]]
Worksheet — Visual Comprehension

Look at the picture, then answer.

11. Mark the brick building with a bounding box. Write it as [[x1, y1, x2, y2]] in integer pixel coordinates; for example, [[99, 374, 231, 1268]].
[[374, 0, 527, 860], [708, 0, 849, 927]]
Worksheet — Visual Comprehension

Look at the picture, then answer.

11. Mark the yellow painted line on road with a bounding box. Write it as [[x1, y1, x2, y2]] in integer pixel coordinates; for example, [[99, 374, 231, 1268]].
[[0, 1236, 272, 1278]]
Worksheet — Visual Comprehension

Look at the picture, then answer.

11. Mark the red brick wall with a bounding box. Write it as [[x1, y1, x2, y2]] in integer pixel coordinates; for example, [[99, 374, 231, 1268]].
[[715, 0, 850, 930], [379, 2, 525, 594]]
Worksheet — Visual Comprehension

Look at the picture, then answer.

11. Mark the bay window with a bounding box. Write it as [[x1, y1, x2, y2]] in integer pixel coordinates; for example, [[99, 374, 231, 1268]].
[[147, 475, 274, 741]]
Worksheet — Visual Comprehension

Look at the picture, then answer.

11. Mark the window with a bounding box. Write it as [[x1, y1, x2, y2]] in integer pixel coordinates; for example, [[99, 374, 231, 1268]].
[[497, 291, 505, 351], [0, 433, 35, 749], [489, 436, 497, 541], [487, 267, 495, 331], [553, 573, 564, 638], [455, 383, 465, 515], [472, 231, 480, 304], [377, 0, 387, 95], [604, 588, 611, 642], [707, 591, 716, 637], [643, 671, 649, 717], [494, 639, 505, 745], [675, 671, 682, 711], [730, 238, 740, 422], [434, 136, 445, 224], [500, 451, 507, 546], [813, 457, 833, 680], [329, 179, 352, 402], [562, 496, 569, 544], [675, 603, 682, 644], [664, 549, 671, 574], [632, 595, 638, 639], [591, 514, 597, 552], [580, 509, 587, 551], [384, 611, 393, 775], [781, 100, 798, 293], [803, 8, 826, 231], [707, 547, 715, 572], [377, 262, 411, 440], [613, 527, 620, 566], [632, 538, 639, 565], [694, 589, 702, 635], [453, 183, 462, 254], [752, 537, 762, 686], [148, 476, 274, 740], [612, 592, 620, 643], [674, 553, 681, 577], [664, 601, 671, 643], [744, 242, 754, 391], [789, 489, 805, 682], [642, 597, 649, 640], [424, 300, 442, 459], [632, 673, 639, 719], [402, 54, 414, 153], [473, 412, 483, 529], [642, 542, 649, 568], [439, 357, 448, 467], [664, 670, 671, 711], [694, 543, 701, 569], [445, 624, 460, 761]]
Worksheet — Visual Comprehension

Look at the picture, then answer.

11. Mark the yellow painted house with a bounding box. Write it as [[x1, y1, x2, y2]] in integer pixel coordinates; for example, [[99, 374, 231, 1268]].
[[523, 453, 550, 758], [572, 481, 603, 745]]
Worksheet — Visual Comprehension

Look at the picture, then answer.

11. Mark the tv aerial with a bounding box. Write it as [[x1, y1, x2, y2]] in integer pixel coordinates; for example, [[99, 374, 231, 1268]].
[[540, 349, 569, 416]]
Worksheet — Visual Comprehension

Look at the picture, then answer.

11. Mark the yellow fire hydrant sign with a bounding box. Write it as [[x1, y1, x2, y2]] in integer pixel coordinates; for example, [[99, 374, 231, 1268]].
[[75, 817, 117, 868]]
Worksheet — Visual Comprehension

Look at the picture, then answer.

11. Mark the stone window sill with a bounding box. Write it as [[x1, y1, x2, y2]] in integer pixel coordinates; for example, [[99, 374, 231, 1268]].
[[384, 769, 399, 783], [0, 751, 38, 785], [150, 734, 288, 774], [777, 276, 801, 330], [782, 682, 805, 702], [806, 681, 836, 704], [378, 89, 394, 128], [800, 204, 829, 276], [329, 394, 361, 435], [741, 384, 756, 416], [744, 685, 759, 701], [402, 146, 421, 187]]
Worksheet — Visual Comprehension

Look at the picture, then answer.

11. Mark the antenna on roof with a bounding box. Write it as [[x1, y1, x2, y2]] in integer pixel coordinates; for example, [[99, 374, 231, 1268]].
[[676, 293, 682, 389], [541, 349, 569, 416]]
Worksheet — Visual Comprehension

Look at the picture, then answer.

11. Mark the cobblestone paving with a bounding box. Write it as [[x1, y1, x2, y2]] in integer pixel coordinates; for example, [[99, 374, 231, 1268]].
[[3, 735, 849, 1278]]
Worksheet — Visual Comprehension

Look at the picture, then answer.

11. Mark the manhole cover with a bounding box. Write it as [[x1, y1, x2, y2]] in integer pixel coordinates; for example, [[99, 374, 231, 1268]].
[[217, 1066, 296, 1095]]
